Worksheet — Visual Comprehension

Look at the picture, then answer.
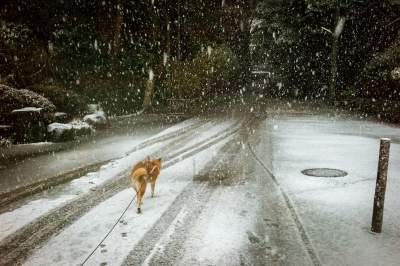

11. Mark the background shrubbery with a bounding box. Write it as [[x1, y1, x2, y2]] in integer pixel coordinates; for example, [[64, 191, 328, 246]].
[[0, 0, 246, 118], [359, 42, 400, 100], [27, 84, 87, 117], [165, 45, 238, 99], [1, 0, 400, 123]]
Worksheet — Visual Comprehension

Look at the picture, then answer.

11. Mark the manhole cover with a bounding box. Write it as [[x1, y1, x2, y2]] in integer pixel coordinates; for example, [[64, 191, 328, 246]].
[[301, 168, 347, 178]]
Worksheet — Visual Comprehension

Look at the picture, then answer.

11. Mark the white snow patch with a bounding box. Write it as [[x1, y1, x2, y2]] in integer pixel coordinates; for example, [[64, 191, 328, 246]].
[[83, 111, 107, 126], [11, 107, 43, 113], [47, 121, 92, 136], [16, 141, 54, 146], [334, 17, 346, 38], [54, 112, 67, 117], [47, 122, 73, 135], [148, 69, 154, 81]]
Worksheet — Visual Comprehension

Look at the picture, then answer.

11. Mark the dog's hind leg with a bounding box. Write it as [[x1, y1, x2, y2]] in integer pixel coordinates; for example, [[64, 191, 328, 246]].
[[137, 181, 147, 213], [138, 191, 145, 213], [136, 192, 142, 213], [150, 182, 155, 198]]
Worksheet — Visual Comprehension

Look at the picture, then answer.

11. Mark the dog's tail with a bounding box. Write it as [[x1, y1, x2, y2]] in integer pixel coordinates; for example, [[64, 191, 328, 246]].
[[130, 168, 149, 191]]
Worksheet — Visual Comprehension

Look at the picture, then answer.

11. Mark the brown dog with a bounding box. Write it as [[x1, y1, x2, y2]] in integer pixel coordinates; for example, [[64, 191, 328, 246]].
[[129, 157, 162, 213]]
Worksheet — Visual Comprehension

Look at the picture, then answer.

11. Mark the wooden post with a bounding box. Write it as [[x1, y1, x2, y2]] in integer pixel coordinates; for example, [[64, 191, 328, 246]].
[[371, 138, 391, 233]]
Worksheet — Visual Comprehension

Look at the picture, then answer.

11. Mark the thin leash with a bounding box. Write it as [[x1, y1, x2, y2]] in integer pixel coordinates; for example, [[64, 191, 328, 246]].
[[81, 194, 136, 266], [81, 162, 157, 265]]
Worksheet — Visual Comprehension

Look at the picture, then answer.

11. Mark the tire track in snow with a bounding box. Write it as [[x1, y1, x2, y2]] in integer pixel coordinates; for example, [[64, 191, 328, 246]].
[[0, 119, 213, 243], [124, 183, 213, 266], [0, 118, 206, 210], [247, 141, 322, 266], [0, 118, 243, 266], [122, 120, 252, 266]]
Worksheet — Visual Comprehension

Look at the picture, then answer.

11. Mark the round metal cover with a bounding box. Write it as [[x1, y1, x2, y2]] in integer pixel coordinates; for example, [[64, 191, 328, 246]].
[[301, 168, 347, 178]]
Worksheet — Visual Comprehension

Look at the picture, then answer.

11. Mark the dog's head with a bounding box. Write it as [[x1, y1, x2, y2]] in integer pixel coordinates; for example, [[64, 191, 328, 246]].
[[148, 158, 162, 175], [152, 158, 162, 168]]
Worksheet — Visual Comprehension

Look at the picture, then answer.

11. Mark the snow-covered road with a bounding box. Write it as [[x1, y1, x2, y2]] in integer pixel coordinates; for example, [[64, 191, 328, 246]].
[[0, 116, 244, 265], [1, 110, 400, 266]]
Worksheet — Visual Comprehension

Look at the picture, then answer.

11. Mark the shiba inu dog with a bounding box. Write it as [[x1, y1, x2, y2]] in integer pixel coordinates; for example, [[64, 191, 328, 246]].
[[129, 157, 162, 213]]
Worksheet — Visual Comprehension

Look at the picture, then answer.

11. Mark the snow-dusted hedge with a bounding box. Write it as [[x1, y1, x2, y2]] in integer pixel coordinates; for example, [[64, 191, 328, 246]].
[[47, 121, 93, 142], [0, 84, 56, 115], [8, 105, 54, 143], [83, 104, 107, 128], [28, 84, 87, 117], [83, 111, 107, 127]]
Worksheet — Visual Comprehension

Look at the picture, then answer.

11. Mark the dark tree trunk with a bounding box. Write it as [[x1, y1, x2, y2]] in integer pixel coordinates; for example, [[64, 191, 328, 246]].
[[238, 0, 254, 87]]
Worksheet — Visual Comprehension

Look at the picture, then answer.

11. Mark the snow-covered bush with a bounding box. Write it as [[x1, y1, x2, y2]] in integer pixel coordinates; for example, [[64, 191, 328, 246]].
[[28, 84, 87, 117], [0, 85, 56, 143], [47, 121, 93, 142], [9, 106, 54, 143], [0, 84, 56, 115], [84, 104, 107, 128], [83, 112, 106, 126], [54, 112, 68, 123]]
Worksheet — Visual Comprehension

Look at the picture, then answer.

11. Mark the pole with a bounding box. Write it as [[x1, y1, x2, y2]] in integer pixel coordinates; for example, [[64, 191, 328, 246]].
[[371, 138, 391, 233]]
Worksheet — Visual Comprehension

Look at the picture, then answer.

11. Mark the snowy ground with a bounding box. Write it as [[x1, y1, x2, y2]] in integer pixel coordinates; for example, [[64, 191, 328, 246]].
[[0, 141, 166, 241], [269, 115, 400, 266], [0, 125, 166, 194], [0, 117, 199, 195], [25, 137, 232, 266], [2, 110, 400, 266], [0, 117, 235, 243]]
